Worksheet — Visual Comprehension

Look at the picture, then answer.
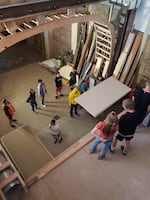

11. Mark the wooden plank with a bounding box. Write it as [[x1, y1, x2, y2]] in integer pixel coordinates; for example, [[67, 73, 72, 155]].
[[123, 32, 135, 53], [0, 161, 10, 171], [77, 25, 93, 74], [86, 31, 96, 63], [0, 190, 7, 200], [113, 51, 127, 79], [36, 133, 94, 179], [0, 172, 18, 189], [119, 32, 143, 83], [102, 60, 110, 78], [125, 48, 141, 86], [91, 57, 103, 78], [96, 40, 111, 49], [96, 35, 111, 43], [95, 52, 110, 60], [96, 46, 111, 55]]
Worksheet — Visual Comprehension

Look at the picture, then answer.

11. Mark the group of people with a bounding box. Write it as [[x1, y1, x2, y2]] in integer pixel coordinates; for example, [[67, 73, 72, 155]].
[[89, 80, 150, 159], [2, 69, 150, 151]]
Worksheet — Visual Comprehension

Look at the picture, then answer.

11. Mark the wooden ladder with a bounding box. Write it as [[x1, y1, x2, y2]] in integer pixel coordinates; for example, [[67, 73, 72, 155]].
[[0, 144, 27, 200]]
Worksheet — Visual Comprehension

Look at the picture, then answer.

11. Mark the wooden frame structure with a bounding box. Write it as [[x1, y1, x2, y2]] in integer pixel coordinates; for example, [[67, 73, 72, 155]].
[[0, 144, 27, 200]]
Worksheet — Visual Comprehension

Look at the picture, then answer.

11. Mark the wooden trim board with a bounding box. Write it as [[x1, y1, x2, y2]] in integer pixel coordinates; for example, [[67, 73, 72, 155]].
[[119, 32, 143, 83]]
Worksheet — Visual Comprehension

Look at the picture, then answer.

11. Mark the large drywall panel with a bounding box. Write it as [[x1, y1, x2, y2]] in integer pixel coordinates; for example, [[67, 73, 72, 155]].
[[76, 76, 131, 117]]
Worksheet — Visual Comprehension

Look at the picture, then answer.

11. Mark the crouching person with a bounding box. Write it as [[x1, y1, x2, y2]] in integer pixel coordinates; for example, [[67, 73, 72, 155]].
[[49, 119, 63, 144]]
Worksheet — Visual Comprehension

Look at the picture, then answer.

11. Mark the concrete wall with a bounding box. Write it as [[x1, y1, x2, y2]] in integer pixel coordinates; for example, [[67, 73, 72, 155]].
[[50, 25, 71, 58]]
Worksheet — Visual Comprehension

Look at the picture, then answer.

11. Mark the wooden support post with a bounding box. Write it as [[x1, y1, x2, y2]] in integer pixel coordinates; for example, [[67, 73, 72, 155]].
[[77, 25, 93, 74]]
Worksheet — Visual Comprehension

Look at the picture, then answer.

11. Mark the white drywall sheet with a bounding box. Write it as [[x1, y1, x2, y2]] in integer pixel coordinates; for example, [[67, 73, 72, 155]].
[[76, 76, 131, 117]]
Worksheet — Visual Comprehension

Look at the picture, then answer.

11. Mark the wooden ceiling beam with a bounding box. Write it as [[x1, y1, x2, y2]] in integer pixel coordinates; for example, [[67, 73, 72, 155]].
[[0, 0, 102, 21]]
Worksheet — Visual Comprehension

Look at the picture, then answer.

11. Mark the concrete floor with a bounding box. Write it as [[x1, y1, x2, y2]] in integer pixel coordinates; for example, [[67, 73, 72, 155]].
[[5, 126, 150, 200], [1, 43, 149, 200]]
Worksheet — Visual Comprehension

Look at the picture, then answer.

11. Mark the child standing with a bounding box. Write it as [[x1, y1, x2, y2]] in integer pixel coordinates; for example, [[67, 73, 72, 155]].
[[26, 89, 38, 112], [54, 72, 63, 99], [89, 111, 118, 160], [49, 119, 63, 144], [111, 99, 138, 156]]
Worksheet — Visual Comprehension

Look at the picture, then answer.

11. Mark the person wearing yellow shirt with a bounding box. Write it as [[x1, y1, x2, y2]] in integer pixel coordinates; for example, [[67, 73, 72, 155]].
[[68, 87, 80, 117]]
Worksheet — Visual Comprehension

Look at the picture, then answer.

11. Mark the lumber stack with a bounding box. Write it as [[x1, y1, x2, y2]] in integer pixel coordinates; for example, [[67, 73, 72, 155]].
[[113, 31, 143, 87], [76, 21, 113, 81]]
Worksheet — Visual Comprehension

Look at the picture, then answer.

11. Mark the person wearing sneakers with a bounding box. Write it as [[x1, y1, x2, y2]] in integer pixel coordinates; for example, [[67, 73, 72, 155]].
[[111, 99, 138, 156], [26, 88, 38, 113], [2, 99, 17, 128], [68, 86, 80, 117], [37, 79, 47, 107], [49, 119, 63, 144], [89, 111, 118, 160], [54, 72, 64, 99]]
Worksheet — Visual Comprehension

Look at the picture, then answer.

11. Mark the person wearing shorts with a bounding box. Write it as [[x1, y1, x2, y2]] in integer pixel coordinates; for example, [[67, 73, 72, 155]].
[[55, 72, 63, 99], [111, 98, 138, 156]]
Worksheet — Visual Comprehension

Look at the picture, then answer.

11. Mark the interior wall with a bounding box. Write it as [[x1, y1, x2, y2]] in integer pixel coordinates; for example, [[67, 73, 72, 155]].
[[49, 25, 71, 58]]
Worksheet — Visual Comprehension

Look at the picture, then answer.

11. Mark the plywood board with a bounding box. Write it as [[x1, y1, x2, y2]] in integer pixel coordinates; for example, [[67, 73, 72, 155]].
[[123, 32, 135, 53], [76, 76, 131, 117], [102, 60, 110, 78], [92, 57, 103, 77], [0, 126, 52, 180], [113, 51, 127, 79], [59, 65, 73, 80], [77, 25, 93, 74], [119, 32, 143, 83]]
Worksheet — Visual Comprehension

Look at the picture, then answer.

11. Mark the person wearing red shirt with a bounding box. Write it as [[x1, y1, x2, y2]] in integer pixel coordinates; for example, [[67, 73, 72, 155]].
[[89, 111, 118, 159]]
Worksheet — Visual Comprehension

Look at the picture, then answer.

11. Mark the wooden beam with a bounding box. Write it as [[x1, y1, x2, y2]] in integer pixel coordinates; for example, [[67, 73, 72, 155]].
[[77, 25, 94, 74], [0, 0, 103, 21], [119, 32, 143, 83]]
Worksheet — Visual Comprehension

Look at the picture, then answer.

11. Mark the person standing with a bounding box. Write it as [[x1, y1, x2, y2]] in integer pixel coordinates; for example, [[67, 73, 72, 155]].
[[111, 99, 138, 156], [49, 119, 63, 144], [26, 88, 38, 112], [132, 80, 150, 125], [2, 99, 17, 128], [37, 79, 47, 107], [69, 69, 78, 90], [54, 72, 64, 99], [68, 87, 80, 117], [89, 111, 118, 160]]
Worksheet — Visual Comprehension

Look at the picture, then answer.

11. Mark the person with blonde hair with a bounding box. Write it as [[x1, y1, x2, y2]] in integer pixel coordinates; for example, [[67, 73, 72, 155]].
[[89, 111, 118, 159]]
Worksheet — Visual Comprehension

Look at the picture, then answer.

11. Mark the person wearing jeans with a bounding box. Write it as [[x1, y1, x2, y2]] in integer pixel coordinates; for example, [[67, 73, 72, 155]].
[[89, 111, 118, 160], [37, 79, 47, 107], [68, 87, 80, 117], [90, 137, 113, 158]]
